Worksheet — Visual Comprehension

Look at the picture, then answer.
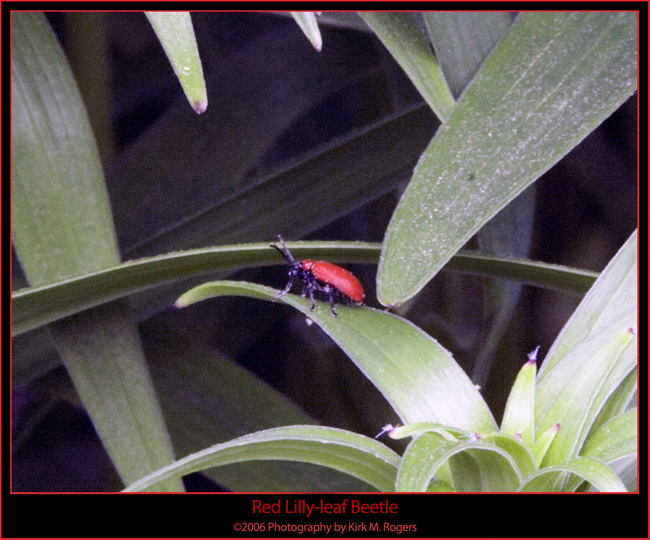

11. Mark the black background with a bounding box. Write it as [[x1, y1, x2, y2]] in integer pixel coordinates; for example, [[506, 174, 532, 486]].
[[2, 492, 649, 538]]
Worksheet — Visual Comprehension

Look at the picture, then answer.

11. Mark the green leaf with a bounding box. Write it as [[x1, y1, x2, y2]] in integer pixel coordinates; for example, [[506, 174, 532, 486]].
[[423, 12, 512, 97], [145, 12, 207, 113], [520, 456, 627, 492], [565, 409, 637, 492], [12, 12, 181, 490], [11, 242, 375, 337], [427, 480, 454, 492], [533, 231, 637, 491], [539, 230, 637, 378], [150, 336, 370, 492], [176, 280, 497, 433], [389, 422, 467, 441], [536, 328, 636, 472], [483, 433, 537, 480], [12, 15, 119, 281], [123, 426, 401, 492], [500, 351, 537, 447], [396, 433, 522, 492], [395, 433, 452, 491], [531, 422, 560, 467], [446, 251, 597, 296], [48, 301, 182, 491], [12, 242, 597, 338], [378, 12, 637, 306], [360, 12, 455, 121], [591, 368, 637, 432], [580, 409, 637, 465], [290, 12, 322, 51]]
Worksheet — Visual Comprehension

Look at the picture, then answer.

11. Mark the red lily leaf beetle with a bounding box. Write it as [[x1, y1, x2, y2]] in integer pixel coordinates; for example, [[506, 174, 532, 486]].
[[271, 235, 365, 316]]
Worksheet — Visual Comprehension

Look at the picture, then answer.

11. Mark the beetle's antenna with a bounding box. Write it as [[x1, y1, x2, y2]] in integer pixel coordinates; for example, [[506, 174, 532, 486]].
[[271, 235, 295, 264]]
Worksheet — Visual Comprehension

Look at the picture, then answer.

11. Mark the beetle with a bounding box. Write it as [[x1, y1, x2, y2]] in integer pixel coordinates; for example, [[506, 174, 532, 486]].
[[271, 235, 365, 316]]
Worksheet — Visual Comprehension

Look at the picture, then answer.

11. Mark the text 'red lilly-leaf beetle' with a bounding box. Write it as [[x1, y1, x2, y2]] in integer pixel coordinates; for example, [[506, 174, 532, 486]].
[[271, 235, 365, 316]]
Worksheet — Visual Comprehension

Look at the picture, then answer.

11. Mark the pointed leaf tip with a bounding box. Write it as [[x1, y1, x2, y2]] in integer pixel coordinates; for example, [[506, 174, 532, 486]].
[[527, 345, 541, 362], [192, 99, 208, 114]]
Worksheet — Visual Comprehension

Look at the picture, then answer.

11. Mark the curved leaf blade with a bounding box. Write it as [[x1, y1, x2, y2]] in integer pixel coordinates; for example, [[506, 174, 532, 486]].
[[539, 230, 637, 378], [12, 243, 597, 337], [581, 409, 638, 465], [149, 336, 369, 492], [378, 12, 637, 306], [520, 456, 627, 493], [176, 280, 497, 433], [484, 433, 537, 480], [389, 422, 467, 441], [536, 328, 637, 470], [396, 433, 522, 492], [565, 409, 638, 492], [123, 426, 401, 492]]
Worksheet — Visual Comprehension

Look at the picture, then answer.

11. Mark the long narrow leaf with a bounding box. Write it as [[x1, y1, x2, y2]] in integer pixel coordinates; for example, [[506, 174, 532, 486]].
[[565, 409, 637, 492], [532, 423, 561, 467], [12, 13, 181, 490], [520, 456, 627, 492], [580, 409, 637, 464], [176, 280, 497, 433], [360, 12, 454, 121], [123, 426, 401, 492], [396, 434, 522, 492], [290, 12, 322, 51], [536, 329, 636, 469], [500, 352, 537, 446], [145, 12, 207, 113], [12, 15, 119, 280], [378, 12, 637, 306], [11, 243, 376, 337], [13, 243, 597, 338], [539, 230, 637, 378], [149, 337, 370, 492]]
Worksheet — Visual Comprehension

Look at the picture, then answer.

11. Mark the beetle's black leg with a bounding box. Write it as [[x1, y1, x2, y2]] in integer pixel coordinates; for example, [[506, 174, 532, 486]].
[[325, 285, 337, 316], [276, 276, 294, 298], [308, 286, 316, 311]]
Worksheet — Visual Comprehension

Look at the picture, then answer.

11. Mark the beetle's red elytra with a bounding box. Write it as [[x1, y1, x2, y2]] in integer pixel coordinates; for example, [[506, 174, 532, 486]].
[[301, 260, 365, 303], [271, 235, 365, 316]]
